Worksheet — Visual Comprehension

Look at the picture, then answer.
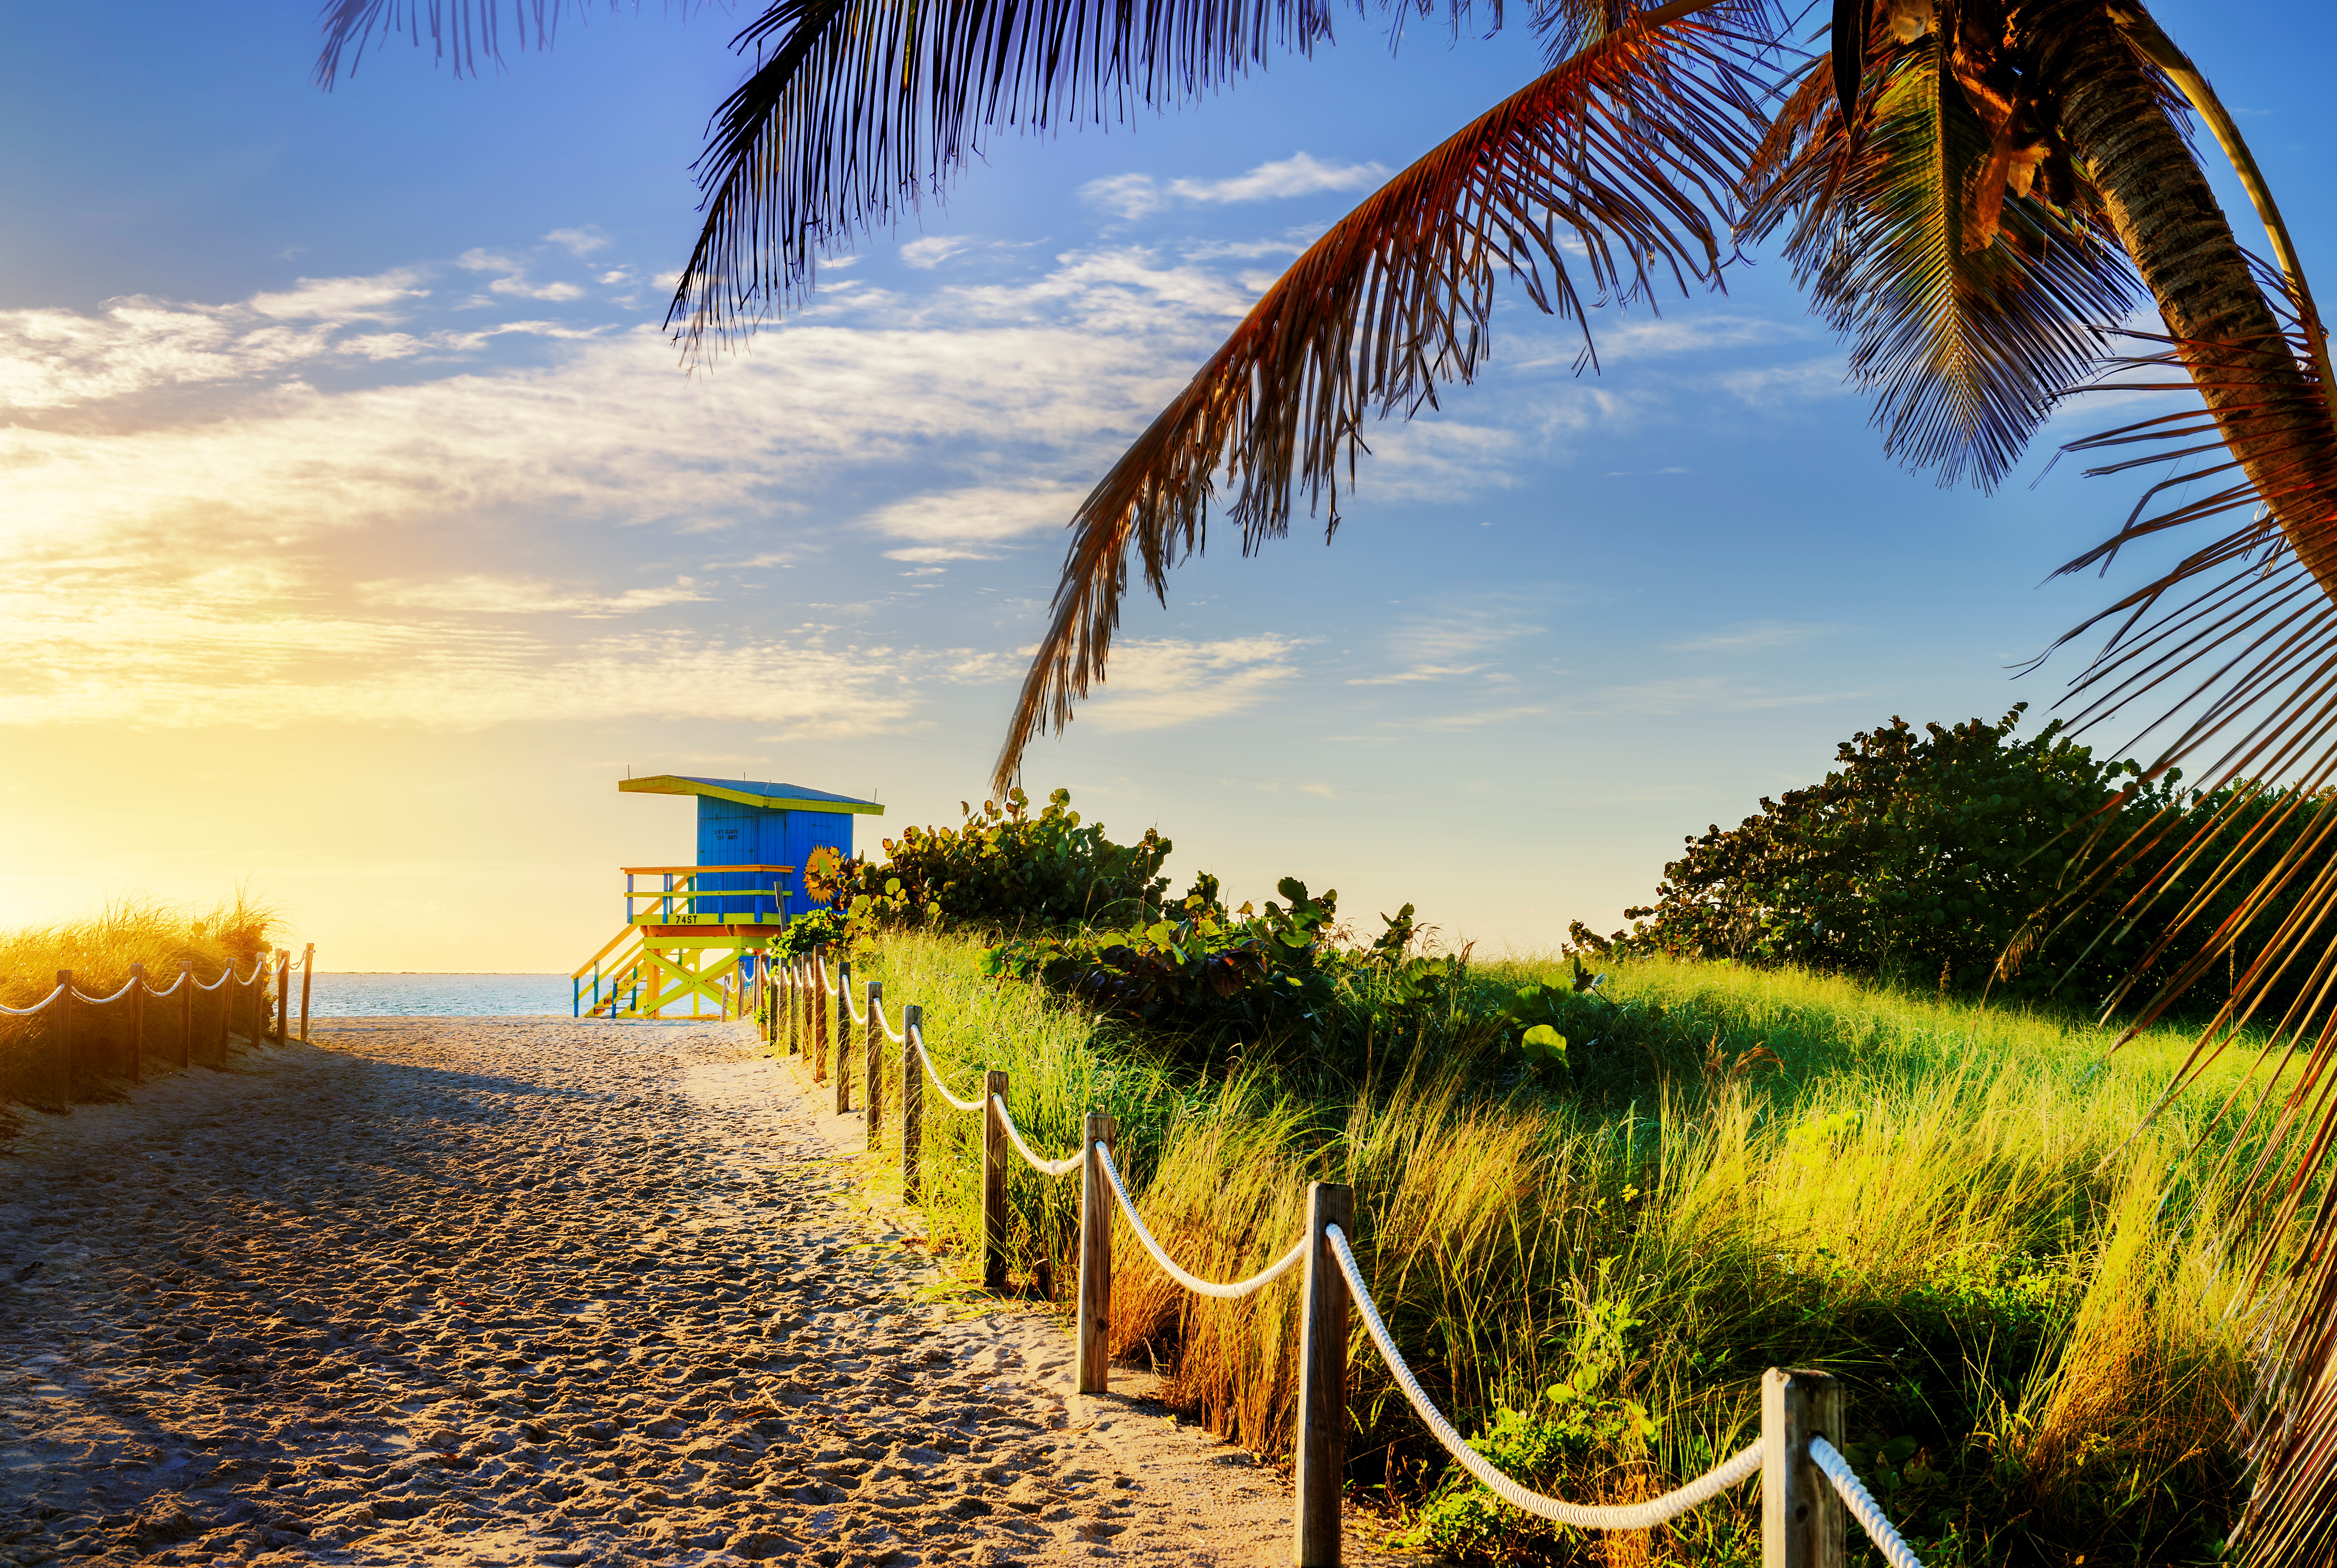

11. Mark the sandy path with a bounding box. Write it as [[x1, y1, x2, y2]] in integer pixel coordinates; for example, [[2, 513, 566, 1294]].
[[0, 1019, 1411, 1567]]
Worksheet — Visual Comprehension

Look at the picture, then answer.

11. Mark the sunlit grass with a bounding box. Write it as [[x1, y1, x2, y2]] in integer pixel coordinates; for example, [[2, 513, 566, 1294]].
[[0, 894, 279, 1108], [836, 933, 2271, 1562]]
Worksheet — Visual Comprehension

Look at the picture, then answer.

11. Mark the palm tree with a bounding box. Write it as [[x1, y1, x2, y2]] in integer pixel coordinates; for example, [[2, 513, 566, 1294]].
[[323, 0, 2337, 1553]]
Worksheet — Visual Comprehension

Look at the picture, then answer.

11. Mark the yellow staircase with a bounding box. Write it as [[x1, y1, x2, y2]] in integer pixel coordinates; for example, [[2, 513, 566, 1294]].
[[570, 864, 791, 1019]]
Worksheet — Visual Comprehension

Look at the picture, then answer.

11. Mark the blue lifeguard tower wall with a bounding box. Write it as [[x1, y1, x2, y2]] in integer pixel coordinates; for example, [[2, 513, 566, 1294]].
[[617, 775, 883, 919]]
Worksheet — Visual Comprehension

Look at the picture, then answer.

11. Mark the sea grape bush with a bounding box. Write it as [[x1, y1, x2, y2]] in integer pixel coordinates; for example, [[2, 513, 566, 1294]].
[[811, 788, 1171, 933], [1601, 705, 2337, 1008], [982, 878, 1460, 1073], [1604, 705, 2161, 995], [1585, 706, 2231, 1009]]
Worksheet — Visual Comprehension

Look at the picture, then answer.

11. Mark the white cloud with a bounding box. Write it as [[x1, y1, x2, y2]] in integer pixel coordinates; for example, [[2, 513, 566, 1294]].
[[489, 277, 588, 302], [0, 591, 911, 733], [1079, 174, 1168, 221], [1, 319, 1166, 553], [1594, 315, 1807, 360], [1082, 153, 1388, 221], [1343, 597, 1557, 688], [456, 246, 588, 303], [1712, 358, 1849, 404], [1169, 152, 1390, 205], [1413, 702, 1550, 731], [885, 546, 1001, 563], [940, 247, 1262, 328], [1181, 234, 1315, 261], [1079, 636, 1305, 732], [248, 269, 430, 323], [1662, 620, 1848, 654], [0, 226, 1671, 745], [544, 226, 611, 256], [901, 236, 976, 269], [357, 576, 709, 617], [861, 486, 1087, 546], [1347, 663, 1485, 686], [1562, 675, 1871, 717]]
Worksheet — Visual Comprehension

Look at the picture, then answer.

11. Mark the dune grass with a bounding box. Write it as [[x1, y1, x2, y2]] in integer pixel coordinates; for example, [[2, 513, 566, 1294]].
[[0, 894, 280, 1109], [824, 934, 2279, 1564]]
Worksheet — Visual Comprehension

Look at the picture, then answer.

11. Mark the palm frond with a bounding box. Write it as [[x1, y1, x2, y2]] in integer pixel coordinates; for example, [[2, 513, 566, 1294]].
[[666, 0, 1356, 353], [2024, 284, 2337, 1563], [314, 0, 643, 85], [991, 1, 1776, 791], [1739, 42, 2139, 490]]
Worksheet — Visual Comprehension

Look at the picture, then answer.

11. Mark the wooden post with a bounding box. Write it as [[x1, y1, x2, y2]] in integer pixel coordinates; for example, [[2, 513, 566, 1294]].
[[1295, 1180, 1354, 1568], [275, 950, 290, 1042], [1077, 1112, 1117, 1395], [177, 960, 193, 1069], [1761, 1368, 1844, 1568], [214, 967, 231, 1067], [252, 965, 267, 1051], [835, 959, 853, 1114], [902, 1004, 924, 1203], [129, 964, 146, 1086], [982, 1069, 1010, 1291], [787, 961, 800, 1055], [52, 969, 72, 1107], [865, 981, 883, 1147], [299, 944, 314, 1043], [811, 948, 828, 1083]]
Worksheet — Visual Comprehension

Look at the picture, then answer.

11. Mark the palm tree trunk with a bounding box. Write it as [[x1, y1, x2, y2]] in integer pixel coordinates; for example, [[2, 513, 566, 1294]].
[[2036, 3, 2337, 584]]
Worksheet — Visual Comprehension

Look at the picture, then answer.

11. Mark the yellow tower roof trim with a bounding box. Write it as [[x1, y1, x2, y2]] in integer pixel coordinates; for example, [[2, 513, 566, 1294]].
[[618, 774, 884, 815]]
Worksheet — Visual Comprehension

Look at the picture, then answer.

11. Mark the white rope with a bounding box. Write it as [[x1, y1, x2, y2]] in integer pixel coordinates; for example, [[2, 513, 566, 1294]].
[[821, 957, 838, 992], [143, 972, 188, 997], [911, 1027, 985, 1112], [193, 968, 234, 992], [1097, 1142, 1309, 1299], [0, 986, 63, 1017], [1327, 1224, 1761, 1529], [870, 996, 906, 1044], [991, 1095, 1083, 1176], [71, 977, 141, 1006], [1811, 1438, 1925, 1568], [845, 986, 868, 1025]]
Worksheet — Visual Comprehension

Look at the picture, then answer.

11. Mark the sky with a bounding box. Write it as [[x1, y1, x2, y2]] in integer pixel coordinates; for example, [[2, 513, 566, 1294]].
[[3, 1, 2332, 973]]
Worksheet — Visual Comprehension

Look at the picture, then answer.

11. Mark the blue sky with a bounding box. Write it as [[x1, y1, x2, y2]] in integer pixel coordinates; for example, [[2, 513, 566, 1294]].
[[2, 1, 2330, 968]]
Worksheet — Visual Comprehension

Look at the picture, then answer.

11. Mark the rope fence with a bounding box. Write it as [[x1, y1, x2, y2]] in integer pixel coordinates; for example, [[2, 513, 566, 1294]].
[[1, 944, 317, 1104], [734, 944, 1928, 1568]]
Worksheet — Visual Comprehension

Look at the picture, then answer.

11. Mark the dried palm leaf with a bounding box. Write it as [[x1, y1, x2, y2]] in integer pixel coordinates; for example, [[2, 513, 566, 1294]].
[[992, 0, 1774, 790], [2024, 289, 2337, 1562]]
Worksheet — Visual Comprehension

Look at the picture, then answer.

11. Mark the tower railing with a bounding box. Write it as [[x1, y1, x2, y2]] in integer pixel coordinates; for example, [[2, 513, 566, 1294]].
[[622, 863, 796, 926]]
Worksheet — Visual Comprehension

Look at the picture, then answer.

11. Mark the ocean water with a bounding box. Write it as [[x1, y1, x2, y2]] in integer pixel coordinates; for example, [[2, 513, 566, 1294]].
[[308, 973, 577, 1017]]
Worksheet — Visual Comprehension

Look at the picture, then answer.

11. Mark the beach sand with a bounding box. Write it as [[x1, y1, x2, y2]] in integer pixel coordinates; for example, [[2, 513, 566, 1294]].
[[0, 1017, 1418, 1566]]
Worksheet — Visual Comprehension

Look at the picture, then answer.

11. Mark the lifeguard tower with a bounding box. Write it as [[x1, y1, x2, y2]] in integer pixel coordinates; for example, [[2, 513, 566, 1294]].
[[571, 775, 882, 1018]]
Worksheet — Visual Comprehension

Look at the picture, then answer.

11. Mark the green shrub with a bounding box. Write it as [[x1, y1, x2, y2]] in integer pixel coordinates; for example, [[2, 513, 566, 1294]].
[[1612, 705, 2152, 993], [981, 879, 1461, 1076], [814, 787, 1171, 932], [1606, 704, 2337, 1012]]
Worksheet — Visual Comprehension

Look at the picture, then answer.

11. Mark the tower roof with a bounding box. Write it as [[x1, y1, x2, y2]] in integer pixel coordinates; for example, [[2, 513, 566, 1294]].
[[617, 775, 884, 815]]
